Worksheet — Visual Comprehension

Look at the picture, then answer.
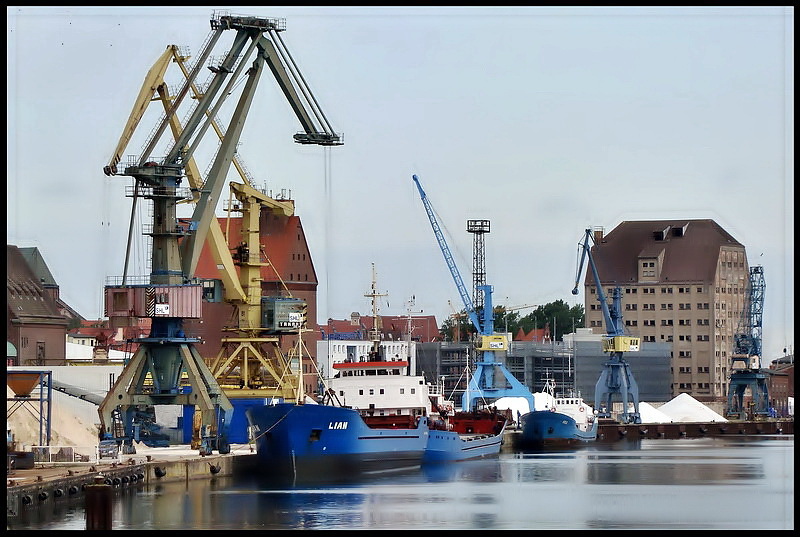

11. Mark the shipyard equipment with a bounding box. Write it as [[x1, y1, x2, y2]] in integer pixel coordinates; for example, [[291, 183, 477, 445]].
[[725, 265, 769, 420], [99, 11, 341, 455], [412, 174, 534, 412], [573, 228, 642, 424]]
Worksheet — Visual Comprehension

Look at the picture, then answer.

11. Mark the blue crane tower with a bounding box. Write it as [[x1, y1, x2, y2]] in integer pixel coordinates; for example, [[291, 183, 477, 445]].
[[412, 174, 534, 413], [726, 265, 769, 420], [573, 228, 642, 424]]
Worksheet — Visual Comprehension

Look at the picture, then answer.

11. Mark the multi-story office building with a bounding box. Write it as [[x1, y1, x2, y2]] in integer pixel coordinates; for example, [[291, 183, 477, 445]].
[[579, 219, 751, 403]]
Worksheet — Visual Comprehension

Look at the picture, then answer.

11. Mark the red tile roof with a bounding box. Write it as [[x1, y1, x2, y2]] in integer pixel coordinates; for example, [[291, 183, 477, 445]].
[[321, 313, 441, 343]]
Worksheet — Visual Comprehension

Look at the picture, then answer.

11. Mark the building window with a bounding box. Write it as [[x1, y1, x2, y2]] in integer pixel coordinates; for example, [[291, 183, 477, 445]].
[[369, 389, 374, 395], [359, 389, 364, 395]]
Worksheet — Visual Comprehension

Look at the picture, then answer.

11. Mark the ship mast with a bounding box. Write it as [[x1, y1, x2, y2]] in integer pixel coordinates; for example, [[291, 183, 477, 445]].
[[365, 263, 387, 359]]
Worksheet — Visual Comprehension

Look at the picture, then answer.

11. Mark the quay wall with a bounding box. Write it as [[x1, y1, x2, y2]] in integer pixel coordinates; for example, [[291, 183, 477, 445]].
[[7, 452, 242, 521]]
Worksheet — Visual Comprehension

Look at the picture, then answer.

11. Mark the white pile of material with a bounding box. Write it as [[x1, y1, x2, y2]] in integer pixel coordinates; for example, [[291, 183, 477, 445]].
[[493, 396, 532, 416], [657, 392, 728, 422], [637, 401, 672, 424]]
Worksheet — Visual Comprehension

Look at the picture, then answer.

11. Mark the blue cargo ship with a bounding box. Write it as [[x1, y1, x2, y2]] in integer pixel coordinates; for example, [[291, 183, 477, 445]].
[[245, 356, 507, 482], [245, 402, 431, 483], [517, 377, 598, 449], [245, 269, 506, 482]]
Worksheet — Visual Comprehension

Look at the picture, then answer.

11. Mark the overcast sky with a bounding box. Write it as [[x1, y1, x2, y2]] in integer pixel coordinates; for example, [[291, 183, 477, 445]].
[[7, 6, 794, 361]]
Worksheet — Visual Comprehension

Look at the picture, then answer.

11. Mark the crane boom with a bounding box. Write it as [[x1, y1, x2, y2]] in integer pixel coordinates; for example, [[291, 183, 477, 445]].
[[412, 175, 481, 332], [573, 228, 641, 424], [412, 174, 534, 412]]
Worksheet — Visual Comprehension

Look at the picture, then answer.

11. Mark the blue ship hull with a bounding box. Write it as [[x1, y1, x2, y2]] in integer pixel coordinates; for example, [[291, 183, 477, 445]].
[[519, 410, 598, 449], [245, 403, 506, 482], [423, 426, 505, 463], [246, 403, 430, 483]]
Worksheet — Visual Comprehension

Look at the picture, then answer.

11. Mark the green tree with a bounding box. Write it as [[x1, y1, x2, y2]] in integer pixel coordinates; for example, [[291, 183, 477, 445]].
[[439, 300, 585, 342]]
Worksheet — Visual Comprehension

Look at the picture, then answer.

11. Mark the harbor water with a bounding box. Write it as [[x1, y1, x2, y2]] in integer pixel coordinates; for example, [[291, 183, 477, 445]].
[[9, 435, 793, 530]]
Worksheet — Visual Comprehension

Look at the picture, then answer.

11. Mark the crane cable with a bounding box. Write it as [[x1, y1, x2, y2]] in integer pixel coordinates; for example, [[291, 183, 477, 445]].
[[324, 146, 332, 322]]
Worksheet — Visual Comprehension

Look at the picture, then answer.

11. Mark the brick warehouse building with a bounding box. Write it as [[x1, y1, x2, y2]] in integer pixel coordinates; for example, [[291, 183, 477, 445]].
[[578, 219, 758, 404]]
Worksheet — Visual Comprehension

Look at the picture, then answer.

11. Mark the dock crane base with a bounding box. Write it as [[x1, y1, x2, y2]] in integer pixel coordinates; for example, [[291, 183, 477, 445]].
[[463, 362, 535, 413], [725, 369, 770, 420], [98, 341, 233, 455], [594, 354, 642, 424]]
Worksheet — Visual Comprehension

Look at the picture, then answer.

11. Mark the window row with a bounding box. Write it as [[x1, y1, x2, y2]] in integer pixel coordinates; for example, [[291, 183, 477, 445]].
[[352, 387, 417, 396]]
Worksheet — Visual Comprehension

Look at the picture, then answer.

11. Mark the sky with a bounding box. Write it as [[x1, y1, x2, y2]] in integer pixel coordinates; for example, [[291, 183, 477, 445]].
[[7, 6, 794, 361]]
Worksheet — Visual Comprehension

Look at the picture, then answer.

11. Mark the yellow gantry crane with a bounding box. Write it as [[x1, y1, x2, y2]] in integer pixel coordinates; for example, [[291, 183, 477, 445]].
[[99, 11, 341, 454]]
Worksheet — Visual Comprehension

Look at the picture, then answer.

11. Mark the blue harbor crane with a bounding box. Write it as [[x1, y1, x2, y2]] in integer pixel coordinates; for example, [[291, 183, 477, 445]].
[[726, 265, 769, 420], [573, 228, 642, 424], [412, 174, 534, 413]]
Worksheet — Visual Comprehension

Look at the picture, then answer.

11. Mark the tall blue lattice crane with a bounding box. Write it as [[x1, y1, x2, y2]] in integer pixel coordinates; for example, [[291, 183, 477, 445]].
[[573, 228, 642, 424], [412, 174, 534, 412], [726, 265, 769, 420]]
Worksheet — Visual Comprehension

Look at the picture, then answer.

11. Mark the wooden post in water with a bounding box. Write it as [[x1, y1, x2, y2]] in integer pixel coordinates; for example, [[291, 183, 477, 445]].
[[85, 474, 112, 530]]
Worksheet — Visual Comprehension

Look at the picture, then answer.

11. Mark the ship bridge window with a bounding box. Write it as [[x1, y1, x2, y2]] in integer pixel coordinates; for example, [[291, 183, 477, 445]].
[[366, 370, 376, 375], [378, 369, 388, 375], [391, 369, 400, 375]]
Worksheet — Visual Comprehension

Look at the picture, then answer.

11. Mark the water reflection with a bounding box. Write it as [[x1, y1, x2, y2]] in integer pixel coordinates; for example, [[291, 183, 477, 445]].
[[8, 436, 792, 530]]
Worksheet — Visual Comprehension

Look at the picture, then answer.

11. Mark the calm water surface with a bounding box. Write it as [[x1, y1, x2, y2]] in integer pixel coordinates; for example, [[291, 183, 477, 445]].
[[9, 436, 793, 530]]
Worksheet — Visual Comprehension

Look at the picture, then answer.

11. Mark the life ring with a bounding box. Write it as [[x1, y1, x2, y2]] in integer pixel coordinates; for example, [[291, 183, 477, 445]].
[[549, 407, 556, 412], [579, 406, 585, 413]]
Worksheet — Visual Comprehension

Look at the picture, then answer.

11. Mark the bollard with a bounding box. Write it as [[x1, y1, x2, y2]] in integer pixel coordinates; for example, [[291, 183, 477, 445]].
[[85, 475, 113, 530]]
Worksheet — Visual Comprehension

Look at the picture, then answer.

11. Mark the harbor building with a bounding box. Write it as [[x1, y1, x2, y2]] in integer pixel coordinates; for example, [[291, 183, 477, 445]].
[[577, 220, 752, 405], [7, 245, 79, 366]]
